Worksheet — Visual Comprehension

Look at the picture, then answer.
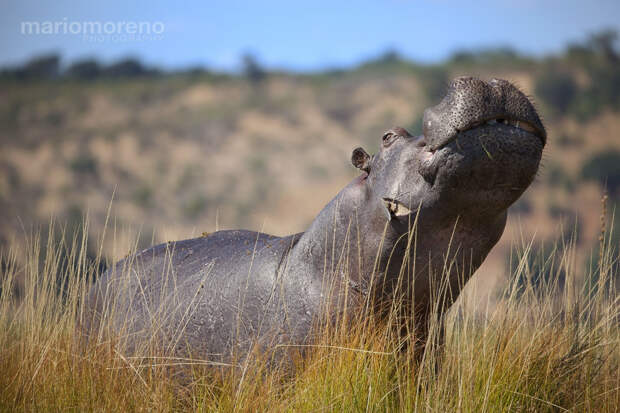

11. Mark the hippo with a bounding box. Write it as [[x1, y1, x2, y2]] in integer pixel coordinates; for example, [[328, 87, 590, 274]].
[[84, 77, 546, 366]]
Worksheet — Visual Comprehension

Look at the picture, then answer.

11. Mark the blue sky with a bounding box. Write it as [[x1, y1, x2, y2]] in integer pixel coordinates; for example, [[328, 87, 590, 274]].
[[1, 0, 619, 71]]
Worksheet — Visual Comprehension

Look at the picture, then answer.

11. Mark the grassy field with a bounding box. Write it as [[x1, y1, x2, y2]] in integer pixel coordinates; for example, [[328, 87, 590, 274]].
[[0, 215, 617, 412]]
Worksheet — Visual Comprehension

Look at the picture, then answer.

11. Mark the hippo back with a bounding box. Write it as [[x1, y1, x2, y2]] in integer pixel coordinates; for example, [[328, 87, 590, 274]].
[[84, 229, 320, 362]]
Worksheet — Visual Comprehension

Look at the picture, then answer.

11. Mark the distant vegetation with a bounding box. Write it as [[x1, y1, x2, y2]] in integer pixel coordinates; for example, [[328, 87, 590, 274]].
[[0, 29, 619, 282], [2, 30, 619, 131], [536, 29, 620, 120], [535, 71, 577, 116], [581, 150, 620, 196], [0, 55, 160, 80], [0, 30, 615, 81], [3, 30, 619, 131]]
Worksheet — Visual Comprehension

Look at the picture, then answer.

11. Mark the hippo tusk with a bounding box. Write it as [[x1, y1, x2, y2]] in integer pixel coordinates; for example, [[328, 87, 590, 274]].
[[383, 198, 412, 218]]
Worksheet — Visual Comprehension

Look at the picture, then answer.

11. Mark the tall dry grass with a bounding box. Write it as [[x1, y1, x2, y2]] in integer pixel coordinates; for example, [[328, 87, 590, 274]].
[[0, 215, 618, 412]]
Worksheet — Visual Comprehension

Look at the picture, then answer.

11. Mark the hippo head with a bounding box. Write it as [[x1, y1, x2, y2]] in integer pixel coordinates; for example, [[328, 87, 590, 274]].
[[352, 77, 546, 227]]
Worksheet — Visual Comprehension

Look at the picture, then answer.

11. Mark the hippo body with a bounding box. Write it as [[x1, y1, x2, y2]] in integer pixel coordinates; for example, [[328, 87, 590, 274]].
[[86, 77, 546, 363], [88, 230, 316, 361]]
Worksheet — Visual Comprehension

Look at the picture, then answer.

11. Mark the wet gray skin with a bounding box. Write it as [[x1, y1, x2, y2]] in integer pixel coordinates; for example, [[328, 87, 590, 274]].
[[85, 77, 546, 365]]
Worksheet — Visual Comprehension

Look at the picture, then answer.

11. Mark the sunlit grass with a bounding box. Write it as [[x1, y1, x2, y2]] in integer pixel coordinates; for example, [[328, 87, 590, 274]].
[[0, 217, 618, 412]]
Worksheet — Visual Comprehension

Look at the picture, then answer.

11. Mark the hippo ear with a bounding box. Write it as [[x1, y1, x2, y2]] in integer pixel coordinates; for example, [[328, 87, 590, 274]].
[[351, 147, 371, 173]]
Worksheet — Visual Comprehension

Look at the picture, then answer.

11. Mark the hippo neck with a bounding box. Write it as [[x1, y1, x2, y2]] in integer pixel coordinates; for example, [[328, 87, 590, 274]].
[[284, 175, 508, 314], [285, 175, 404, 302]]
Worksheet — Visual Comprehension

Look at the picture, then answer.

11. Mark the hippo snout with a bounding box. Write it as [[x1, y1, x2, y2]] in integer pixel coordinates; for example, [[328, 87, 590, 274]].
[[423, 77, 546, 151]]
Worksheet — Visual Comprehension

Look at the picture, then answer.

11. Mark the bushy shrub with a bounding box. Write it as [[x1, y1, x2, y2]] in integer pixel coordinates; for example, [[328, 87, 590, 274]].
[[535, 70, 578, 115], [416, 67, 448, 102], [556, 133, 582, 147], [0, 54, 61, 80], [581, 150, 620, 195], [65, 59, 101, 80], [69, 154, 97, 175], [102, 58, 148, 78], [547, 162, 575, 192], [450, 47, 521, 66], [182, 194, 207, 218], [242, 53, 266, 85], [565, 29, 620, 120]]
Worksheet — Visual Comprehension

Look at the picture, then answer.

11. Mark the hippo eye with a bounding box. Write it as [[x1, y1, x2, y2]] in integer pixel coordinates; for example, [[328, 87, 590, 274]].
[[382, 132, 397, 147]]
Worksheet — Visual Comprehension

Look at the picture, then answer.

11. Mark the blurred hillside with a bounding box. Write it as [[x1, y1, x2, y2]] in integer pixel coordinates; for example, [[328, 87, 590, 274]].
[[1, 31, 619, 293]]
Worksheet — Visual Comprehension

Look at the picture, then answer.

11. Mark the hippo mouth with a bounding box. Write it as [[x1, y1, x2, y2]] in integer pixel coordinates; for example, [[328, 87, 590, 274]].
[[383, 198, 413, 217], [423, 77, 547, 155], [430, 116, 546, 152]]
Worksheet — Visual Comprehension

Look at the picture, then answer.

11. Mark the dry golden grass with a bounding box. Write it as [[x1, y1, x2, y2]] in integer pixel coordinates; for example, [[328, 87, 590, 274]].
[[0, 214, 618, 412]]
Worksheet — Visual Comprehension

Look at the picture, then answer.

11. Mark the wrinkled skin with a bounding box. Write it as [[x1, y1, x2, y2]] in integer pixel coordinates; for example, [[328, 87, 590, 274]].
[[85, 77, 546, 365]]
